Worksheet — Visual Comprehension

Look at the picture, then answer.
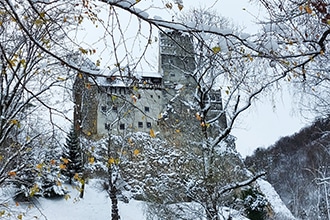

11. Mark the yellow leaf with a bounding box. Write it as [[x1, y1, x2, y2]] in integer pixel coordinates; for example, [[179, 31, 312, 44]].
[[9, 59, 17, 67], [74, 173, 80, 180], [85, 83, 91, 90], [111, 95, 117, 102], [175, 129, 180, 133], [10, 119, 20, 127], [20, 59, 26, 66], [64, 194, 71, 201], [39, 11, 46, 18], [89, 157, 95, 164], [34, 19, 43, 25], [299, 5, 303, 12], [36, 163, 43, 170], [108, 157, 115, 165], [150, 129, 156, 138], [212, 46, 221, 54], [305, 5, 312, 14], [30, 184, 39, 197], [196, 113, 202, 121], [59, 164, 66, 170], [78, 73, 83, 79], [247, 54, 253, 61], [61, 158, 69, 164], [8, 171, 16, 177], [133, 149, 140, 156], [50, 159, 56, 165], [165, 3, 173, 9], [79, 47, 88, 54], [0, 210, 5, 217], [57, 76, 66, 81], [15, 202, 19, 206], [177, 4, 183, 10], [128, 138, 134, 146], [17, 214, 22, 220]]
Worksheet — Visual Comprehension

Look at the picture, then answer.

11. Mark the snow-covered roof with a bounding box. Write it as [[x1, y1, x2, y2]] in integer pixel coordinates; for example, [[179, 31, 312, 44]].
[[87, 68, 162, 87], [135, 71, 162, 78]]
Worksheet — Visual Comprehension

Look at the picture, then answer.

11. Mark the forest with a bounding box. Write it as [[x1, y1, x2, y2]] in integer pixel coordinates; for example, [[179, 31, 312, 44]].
[[246, 117, 330, 220], [1, 0, 330, 219]]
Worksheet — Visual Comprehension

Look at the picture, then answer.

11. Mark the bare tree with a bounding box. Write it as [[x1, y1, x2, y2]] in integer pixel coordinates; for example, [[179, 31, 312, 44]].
[[2, 0, 321, 219], [255, 0, 330, 119]]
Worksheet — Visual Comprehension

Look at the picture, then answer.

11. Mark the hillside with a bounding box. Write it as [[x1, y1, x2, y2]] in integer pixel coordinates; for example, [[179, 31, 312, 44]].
[[245, 117, 330, 219]]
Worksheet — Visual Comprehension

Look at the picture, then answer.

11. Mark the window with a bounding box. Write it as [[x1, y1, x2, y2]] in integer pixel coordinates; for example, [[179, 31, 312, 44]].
[[145, 106, 150, 112], [101, 106, 107, 113], [146, 122, 152, 128], [138, 122, 143, 128], [105, 123, 110, 130], [150, 95, 153, 98], [119, 124, 125, 130], [112, 106, 118, 111]]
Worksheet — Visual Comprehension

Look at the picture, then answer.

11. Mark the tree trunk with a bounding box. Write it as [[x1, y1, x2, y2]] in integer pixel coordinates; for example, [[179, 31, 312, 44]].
[[109, 179, 120, 220], [206, 201, 219, 220], [79, 178, 85, 198]]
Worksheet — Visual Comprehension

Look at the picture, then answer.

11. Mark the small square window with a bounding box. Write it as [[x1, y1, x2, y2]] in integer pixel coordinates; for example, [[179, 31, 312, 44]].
[[101, 106, 107, 112], [145, 107, 150, 112], [138, 122, 143, 128], [146, 122, 152, 128], [119, 124, 125, 130], [150, 95, 153, 98], [105, 123, 110, 130], [112, 106, 118, 111]]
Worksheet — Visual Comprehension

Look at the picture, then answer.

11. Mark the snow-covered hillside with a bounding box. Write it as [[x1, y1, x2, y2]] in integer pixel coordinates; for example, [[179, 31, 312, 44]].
[[257, 179, 296, 220]]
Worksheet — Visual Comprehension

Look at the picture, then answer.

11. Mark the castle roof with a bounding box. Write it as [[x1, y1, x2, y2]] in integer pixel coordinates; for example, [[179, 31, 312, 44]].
[[88, 68, 162, 87]]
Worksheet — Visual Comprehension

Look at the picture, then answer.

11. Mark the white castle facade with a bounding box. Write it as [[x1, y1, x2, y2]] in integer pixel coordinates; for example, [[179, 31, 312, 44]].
[[73, 31, 224, 138]]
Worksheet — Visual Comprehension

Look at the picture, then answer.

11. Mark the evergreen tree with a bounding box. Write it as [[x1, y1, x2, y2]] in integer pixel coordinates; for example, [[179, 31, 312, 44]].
[[62, 127, 83, 184]]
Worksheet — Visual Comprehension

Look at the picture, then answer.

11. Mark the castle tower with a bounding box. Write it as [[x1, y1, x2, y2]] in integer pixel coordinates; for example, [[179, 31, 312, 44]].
[[159, 31, 196, 95]]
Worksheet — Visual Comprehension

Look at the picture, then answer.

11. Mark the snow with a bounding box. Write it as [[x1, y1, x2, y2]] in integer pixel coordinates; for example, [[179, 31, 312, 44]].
[[0, 180, 146, 220], [0, 179, 259, 220], [257, 179, 297, 220]]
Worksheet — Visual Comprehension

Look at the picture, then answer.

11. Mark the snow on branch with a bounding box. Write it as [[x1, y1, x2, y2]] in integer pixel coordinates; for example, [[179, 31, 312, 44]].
[[218, 171, 266, 195], [102, 0, 249, 43]]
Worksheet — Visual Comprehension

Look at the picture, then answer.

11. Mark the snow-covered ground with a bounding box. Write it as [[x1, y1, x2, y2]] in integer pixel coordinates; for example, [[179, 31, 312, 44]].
[[0, 179, 250, 220], [0, 180, 146, 220], [0, 179, 295, 220]]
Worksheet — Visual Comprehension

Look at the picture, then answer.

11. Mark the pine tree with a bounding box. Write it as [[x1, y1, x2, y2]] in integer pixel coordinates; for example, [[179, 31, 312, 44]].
[[62, 127, 83, 184]]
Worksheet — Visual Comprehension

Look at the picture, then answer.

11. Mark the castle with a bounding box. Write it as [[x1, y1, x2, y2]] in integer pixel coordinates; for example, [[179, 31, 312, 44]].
[[73, 31, 225, 138]]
